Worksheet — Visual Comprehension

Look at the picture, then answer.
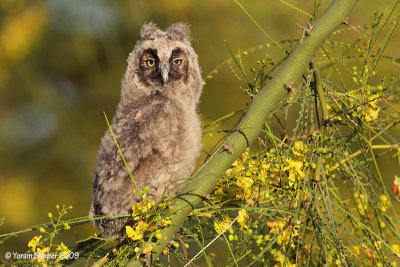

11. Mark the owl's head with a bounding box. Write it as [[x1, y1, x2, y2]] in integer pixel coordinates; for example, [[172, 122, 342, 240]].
[[122, 22, 202, 104]]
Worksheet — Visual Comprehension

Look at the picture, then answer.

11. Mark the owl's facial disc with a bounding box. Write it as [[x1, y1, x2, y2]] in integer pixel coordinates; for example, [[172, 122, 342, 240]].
[[167, 47, 188, 83], [139, 48, 161, 85], [139, 47, 188, 87]]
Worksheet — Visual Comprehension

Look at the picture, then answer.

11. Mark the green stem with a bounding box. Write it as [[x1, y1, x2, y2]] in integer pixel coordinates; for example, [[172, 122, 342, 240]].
[[311, 61, 329, 182], [104, 112, 146, 204], [128, 0, 358, 265], [311, 61, 329, 122]]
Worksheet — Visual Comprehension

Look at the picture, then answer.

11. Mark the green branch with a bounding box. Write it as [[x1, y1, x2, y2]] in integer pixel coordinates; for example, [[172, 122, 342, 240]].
[[311, 61, 329, 182], [128, 0, 358, 265]]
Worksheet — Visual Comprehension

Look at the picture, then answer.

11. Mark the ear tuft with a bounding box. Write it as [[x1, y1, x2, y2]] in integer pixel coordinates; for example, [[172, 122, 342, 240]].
[[140, 22, 161, 40], [167, 22, 192, 43]]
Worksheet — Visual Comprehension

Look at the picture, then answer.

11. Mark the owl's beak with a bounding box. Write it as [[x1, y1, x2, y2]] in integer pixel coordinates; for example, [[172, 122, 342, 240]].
[[160, 64, 169, 85]]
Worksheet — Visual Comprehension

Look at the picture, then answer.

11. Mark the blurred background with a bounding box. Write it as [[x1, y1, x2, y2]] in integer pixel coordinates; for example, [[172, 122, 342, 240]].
[[0, 0, 399, 255]]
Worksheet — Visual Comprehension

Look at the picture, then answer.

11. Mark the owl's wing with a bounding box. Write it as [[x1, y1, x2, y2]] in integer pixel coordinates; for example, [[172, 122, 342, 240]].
[[92, 96, 183, 210], [91, 97, 184, 236]]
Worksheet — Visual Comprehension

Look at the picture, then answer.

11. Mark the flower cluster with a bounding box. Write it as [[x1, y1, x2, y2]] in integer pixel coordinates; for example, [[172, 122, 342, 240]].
[[204, 129, 400, 266], [327, 65, 388, 124], [122, 199, 172, 258], [27, 204, 72, 266], [204, 140, 315, 264], [221, 140, 311, 207]]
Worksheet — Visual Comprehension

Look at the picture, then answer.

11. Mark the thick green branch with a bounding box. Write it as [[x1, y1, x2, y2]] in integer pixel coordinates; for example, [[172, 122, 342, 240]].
[[128, 0, 358, 265]]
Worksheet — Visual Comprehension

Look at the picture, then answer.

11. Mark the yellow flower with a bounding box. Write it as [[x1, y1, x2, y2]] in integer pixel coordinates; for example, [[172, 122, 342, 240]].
[[235, 176, 255, 200], [136, 220, 149, 232], [36, 247, 50, 264], [228, 158, 246, 173], [392, 244, 400, 257], [351, 245, 360, 259], [267, 219, 298, 247], [272, 249, 296, 267], [363, 106, 380, 122], [373, 241, 382, 249], [132, 202, 147, 217], [163, 247, 170, 255], [293, 141, 307, 158], [302, 190, 310, 203], [272, 250, 285, 266], [28, 235, 42, 252], [327, 104, 342, 121], [56, 242, 71, 262], [126, 226, 142, 241], [237, 209, 249, 230], [236, 176, 253, 189], [261, 163, 270, 170], [283, 159, 305, 187], [211, 186, 224, 203], [214, 216, 233, 234], [56, 242, 70, 253], [143, 244, 154, 254], [267, 220, 285, 234], [126, 220, 149, 241], [354, 192, 369, 216], [379, 194, 390, 212], [159, 219, 171, 227], [126, 225, 136, 240], [195, 212, 212, 218], [155, 230, 162, 239]]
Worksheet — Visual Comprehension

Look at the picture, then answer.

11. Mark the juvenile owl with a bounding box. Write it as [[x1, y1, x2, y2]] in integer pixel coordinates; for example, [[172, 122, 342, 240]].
[[89, 22, 203, 238]]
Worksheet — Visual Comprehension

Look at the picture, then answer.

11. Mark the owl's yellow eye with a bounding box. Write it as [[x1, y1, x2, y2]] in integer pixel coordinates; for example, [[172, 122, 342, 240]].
[[173, 59, 182, 65], [146, 59, 155, 67]]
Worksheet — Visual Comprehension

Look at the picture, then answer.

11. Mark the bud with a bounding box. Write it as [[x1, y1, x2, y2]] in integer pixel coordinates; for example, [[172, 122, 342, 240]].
[[228, 234, 234, 241], [155, 230, 162, 239], [392, 184, 398, 196]]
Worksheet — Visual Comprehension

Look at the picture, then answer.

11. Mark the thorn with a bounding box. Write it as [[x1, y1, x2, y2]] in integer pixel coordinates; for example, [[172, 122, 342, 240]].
[[177, 228, 191, 266], [203, 194, 212, 203], [257, 137, 267, 147], [297, 22, 313, 36], [279, 136, 288, 147], [241, 86, 257, 98], [246, 91, 255, 98], [223, 143, 234, 154], [284, 82, 295, 93], [342, 18, 359, 32]]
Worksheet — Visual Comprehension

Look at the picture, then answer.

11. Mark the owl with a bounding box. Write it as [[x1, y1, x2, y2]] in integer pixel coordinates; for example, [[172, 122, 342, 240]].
[[89, 22, 203, 238]]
